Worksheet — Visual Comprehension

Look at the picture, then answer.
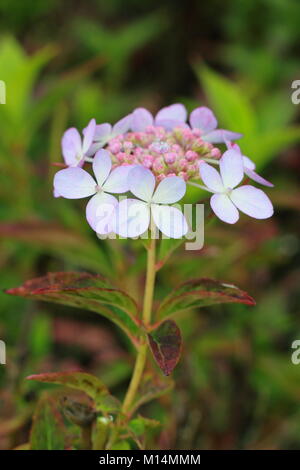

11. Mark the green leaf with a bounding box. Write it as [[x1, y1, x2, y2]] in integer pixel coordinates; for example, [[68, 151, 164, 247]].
[[0, 36, 56, 123], [244, 127, 300, 170], [157, 278, 256, 320], [27, 371, 120, 414], [128, 415, 161, 449], [74, 12, 167, 87], [129, 373, 173, 415], [195, 64, 257, 136], [30, 393, 66, 450], [129, 415, 160, 437], [148, 320, 182, 376], [6, 272, 141, 344]]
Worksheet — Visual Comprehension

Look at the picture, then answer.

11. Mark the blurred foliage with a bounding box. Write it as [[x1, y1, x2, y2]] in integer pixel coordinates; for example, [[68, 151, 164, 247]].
[[0, 0, 299, 450]]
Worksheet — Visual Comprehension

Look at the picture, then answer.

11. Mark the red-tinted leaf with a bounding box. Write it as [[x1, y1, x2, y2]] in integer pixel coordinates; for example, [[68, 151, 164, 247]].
[[157, 278, 256, 319], [6, 272, 141, 344], [148, 320, 182, 376], [27, 371, 120, 414]]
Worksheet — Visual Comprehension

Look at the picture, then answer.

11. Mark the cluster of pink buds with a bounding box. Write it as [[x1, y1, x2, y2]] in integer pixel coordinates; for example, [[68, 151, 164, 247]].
[[106, 125, 221, 182]]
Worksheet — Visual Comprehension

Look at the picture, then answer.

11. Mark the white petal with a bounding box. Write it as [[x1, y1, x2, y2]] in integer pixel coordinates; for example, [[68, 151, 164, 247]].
[[82, 118, 96, 153], [128, 166, 155, 202], [155, 103, 187, 123], [152, 176, 186, 204], [54, 168, 96, 199], [85, 142, 103, 158], [244, 168, 274, 187], [243, 156, 256, 170], [114, 199, 150, 238], [86, 192, 117, 233], [103, 165, 135, 193], [220, 149, 244, 189], [151, 204, 188, 238], [199, 162, 224, 192], [131, 108, 153, 131], [94, 123, 112, 141], [189, 106, 217, 133], [203, 129, 243, 143], [112, 114, 132, 136], [92, 149, 112, 186], [230, 185, 274, 219], [210, 193, 239, 224], [154, 119, 189, 131], [61, 128, 82, 166]]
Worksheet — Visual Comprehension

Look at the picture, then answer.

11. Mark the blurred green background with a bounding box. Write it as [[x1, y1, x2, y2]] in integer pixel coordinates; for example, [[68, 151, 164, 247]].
[[0, 0, 300, 450]]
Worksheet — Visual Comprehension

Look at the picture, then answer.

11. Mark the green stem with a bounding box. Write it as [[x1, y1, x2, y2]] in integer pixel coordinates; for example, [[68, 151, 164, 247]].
[[122, 236, 156, 414], [106, 237, 156, 449]]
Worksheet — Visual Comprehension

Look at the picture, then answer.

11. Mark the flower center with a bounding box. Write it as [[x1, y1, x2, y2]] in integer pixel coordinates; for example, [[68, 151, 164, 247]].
[[105, 125, 221, 182]]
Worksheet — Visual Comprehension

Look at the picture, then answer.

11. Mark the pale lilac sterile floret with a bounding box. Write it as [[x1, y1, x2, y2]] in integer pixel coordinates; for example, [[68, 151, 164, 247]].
[[62, 118, 96, 167], [54, 149, 134, 234], [85, 114, 133, 157], [199, 150, 274, 224], [226, 142, 274, 187], [131, 104, 188, 133], [189, 106, 242, 143]]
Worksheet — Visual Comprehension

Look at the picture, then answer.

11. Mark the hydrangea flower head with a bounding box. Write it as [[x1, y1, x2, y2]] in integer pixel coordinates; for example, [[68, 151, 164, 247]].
[[54, 102, 274, 236]]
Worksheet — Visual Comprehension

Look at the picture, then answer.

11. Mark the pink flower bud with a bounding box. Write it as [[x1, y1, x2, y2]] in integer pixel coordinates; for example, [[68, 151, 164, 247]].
[[164, 152, 176, 164], [116, 152, 127, 162], [211, 148, 221, 158], [185, 150, 198, 161], [142, 155, 154, 168], [178, 158, 188, 170], [153, 159, 164, 172], [171, 144, 181, 153], [109, 142, 122, 154]]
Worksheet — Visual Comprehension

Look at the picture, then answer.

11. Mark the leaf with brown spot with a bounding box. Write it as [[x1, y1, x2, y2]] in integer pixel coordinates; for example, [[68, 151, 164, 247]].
[[148, 320, 182, 376], [27, 371, 120, 414], [157, 278, 256, 320], [6, 272, 141, 344]]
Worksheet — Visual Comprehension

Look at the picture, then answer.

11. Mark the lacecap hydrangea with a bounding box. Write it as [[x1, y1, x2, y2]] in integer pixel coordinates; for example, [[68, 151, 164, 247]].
[[54, 104, 274, 238]]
